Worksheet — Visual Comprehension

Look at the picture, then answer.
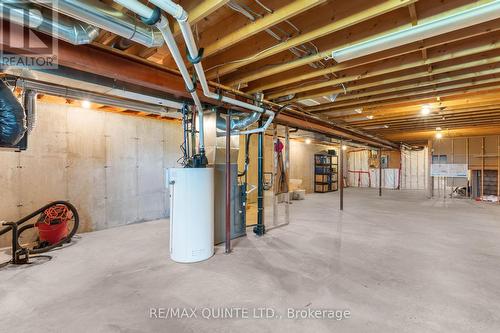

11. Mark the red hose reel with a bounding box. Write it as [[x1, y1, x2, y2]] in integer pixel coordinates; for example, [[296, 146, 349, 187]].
[[35, 204, 73, 245]]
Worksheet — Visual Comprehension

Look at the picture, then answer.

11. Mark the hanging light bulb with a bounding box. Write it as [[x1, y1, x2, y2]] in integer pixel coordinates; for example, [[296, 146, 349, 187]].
[[342, 145, 347, 151], [435, 132, 443, 139], [421, 105, 431, 116], [305, 138, 312, 144], [81, 100, 91, 109]]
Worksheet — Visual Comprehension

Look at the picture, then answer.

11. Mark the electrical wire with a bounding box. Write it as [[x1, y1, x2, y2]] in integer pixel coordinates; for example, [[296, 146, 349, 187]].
[[254, 0, 273, 13]]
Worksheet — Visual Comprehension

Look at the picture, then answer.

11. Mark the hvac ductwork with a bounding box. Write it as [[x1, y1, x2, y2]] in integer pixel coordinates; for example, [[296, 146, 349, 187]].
[[22, 89, 37, 133], [216, 111, 262, 132], [0, 81, 27, 146], [0, 2, 99, 45], [31, 0, 163, 48]]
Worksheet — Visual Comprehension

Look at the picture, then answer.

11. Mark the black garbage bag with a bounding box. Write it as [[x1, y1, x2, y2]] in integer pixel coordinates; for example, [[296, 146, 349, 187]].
[[0, 81, 27, 145]]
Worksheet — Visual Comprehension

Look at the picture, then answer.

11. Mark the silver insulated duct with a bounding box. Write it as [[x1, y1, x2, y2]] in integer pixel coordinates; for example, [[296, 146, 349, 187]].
[[0, 1, 100, 45], [31, 0, 163, 48]]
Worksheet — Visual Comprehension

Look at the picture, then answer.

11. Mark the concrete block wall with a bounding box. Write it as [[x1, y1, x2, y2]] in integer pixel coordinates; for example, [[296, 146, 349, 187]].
[[0, 102, 183, 247]]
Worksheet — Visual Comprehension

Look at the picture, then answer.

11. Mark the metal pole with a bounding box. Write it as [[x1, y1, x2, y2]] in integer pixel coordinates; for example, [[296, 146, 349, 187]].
[[254, 118, 265, 236], [272, 123, 278, 227], [225, 112, 231, 253], [339, 141, 344, 211], [285, 125, 290, 222], [428, 139, 434, 198], [379, 148, 382, 196]]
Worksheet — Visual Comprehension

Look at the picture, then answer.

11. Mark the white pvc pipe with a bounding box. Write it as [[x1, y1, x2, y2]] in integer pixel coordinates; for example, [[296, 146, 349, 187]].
[[148, 0, 274, 116], [112, 0, 205, 152], [155, 16, 205, 151], [115, 0, 274, 137], [332, 1, 500, 62], [113, 0, 154, 19]]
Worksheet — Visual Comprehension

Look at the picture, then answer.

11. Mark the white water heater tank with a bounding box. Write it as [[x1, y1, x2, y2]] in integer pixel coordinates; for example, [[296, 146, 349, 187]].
[[167, 168, 214, 263]]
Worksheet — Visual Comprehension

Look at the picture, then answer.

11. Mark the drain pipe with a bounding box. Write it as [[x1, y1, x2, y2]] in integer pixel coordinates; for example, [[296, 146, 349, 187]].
[[116, 0, 275, 134], [155, 15, 206, 158], [254, 117, 265, 236]]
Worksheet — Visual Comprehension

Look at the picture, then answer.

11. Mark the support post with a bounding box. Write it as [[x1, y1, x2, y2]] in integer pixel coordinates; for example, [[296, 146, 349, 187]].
[[225, 112, 231, 253], [481, 137, 485, 198], [339, 141, 344, 211], [285, 126, 290, 222], [272, 123, 278, 227], [427, 139, 433, 199], [379, 148, 382, 197], [254, 118, 265, 236]]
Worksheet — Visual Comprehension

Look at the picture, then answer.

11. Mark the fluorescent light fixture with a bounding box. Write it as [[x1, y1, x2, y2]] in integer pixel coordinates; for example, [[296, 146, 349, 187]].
[[305, 138, 312, 144], [81, 100, 91, 109], [435, 132, 443, 139], [331, 1, 500, 62], [364, 124, 389, 130], [421, 105, 431, 116], [298, 99, 321, 106], [328, 93, 338, 102]]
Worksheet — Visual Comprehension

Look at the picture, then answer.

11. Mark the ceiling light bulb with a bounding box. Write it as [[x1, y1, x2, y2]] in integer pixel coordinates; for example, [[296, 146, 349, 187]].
[[366, 115, 374, 119], [421, 105, 430, 115], [342, 145, 347, 151], [82, 100, 91, 109], [354, 108, 363, 114], [305, 138, 312, 144], [436, 127, 442, 131], [435, 132, 443, 139]]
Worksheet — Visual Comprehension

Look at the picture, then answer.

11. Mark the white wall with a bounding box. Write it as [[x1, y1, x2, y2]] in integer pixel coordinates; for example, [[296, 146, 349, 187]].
[[0, 102, 183, 247]]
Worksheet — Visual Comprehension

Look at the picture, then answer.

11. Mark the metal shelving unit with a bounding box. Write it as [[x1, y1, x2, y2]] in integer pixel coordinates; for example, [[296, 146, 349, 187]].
[[314, 153, 338, 193]]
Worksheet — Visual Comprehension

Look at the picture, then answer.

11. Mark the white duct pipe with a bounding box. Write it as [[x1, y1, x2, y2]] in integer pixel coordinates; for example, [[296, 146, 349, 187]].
[[1, 2, 100, 45], [116, 0, 274, 135], [32, 0, 163, 48]]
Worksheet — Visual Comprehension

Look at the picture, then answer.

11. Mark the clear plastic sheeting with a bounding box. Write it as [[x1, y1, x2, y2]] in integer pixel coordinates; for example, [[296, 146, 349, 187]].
[[347, 149, 400, 189], [369, 169, 399, 189], [401, 148, 428, 190]]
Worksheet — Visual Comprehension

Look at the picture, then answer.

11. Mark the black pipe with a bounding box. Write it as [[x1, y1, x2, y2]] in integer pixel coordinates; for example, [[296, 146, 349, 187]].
[[238, 133, 252, 177], [0, 81, 27, 146], [254, 119, 265, 236], [339, 142, 344, 211], [379, 148, 383, 197], [225, 112, 231, 253], [2, 222, 18, 263]]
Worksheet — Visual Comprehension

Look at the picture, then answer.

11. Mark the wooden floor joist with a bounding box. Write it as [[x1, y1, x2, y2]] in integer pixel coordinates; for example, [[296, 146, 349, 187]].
[[5, 0, 499, 144]]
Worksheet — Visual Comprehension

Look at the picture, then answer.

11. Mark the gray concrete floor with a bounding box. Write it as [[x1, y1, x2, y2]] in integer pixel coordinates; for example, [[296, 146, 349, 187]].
[[1, 189, 500, 332]]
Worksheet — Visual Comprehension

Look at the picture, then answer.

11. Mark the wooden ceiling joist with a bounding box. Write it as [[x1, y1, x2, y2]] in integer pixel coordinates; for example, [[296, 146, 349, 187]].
[[292, 59, 500, 102], [172, 0, 230, 36], [205, 0, 417, 79], [318, 84, 500, 116], [270, 41, 500, 100], [203, 0, 326, 57], [13, 0, 500, 144]]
